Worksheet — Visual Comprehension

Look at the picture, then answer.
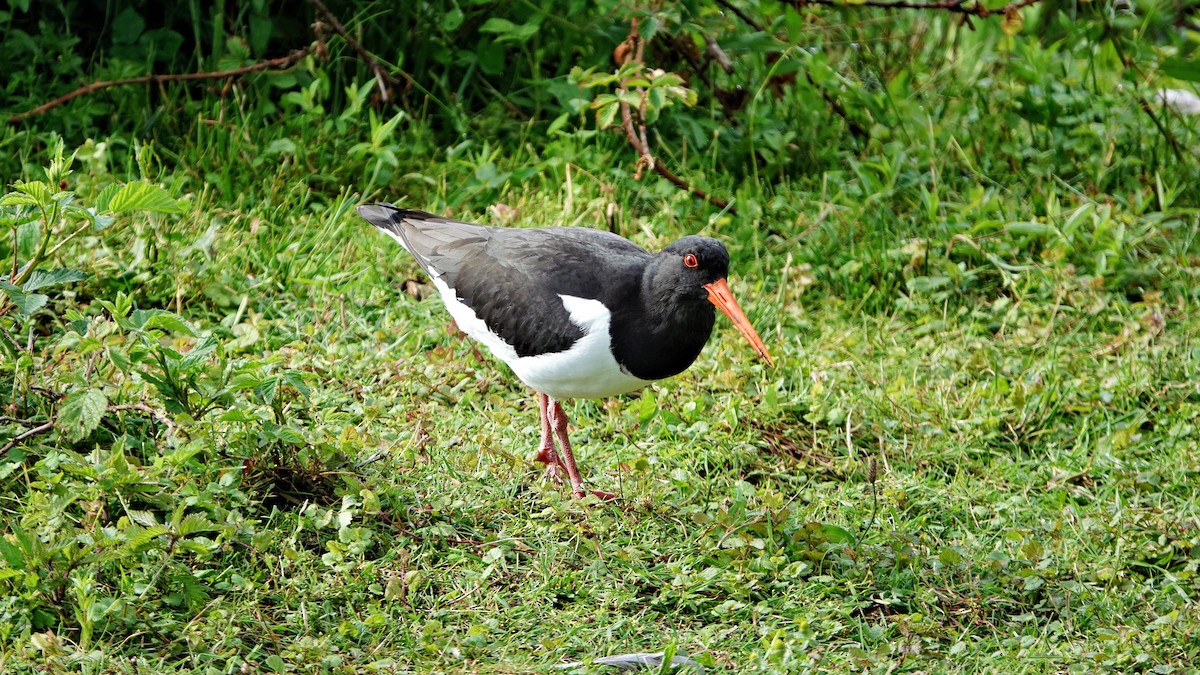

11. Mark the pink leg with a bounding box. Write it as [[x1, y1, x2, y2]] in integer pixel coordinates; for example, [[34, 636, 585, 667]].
[[534, 393, 559, 466], [548, 398, 616, 500]]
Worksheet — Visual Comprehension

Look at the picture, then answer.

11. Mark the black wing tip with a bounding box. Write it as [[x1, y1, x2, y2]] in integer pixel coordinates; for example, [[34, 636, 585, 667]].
[[356, 202, 442, 229]]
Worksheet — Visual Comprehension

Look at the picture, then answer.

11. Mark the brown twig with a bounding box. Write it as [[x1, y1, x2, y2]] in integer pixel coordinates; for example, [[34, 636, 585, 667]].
[[616, 20, 733, 212], [8, 46, 317, 125], [787, 0, 1042, 17], [0, 420, 54, 454], [715, 0, 765, 32], [305, 0, 403, 103], [803, 70, 870, 141]]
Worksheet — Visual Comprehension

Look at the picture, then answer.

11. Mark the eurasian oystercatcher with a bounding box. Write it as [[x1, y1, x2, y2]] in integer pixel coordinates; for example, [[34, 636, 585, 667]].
[[358, 203, 773, 499]]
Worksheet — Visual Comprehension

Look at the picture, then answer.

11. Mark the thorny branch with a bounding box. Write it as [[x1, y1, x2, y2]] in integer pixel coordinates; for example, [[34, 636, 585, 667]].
[[7, 46, 318, 125], [785, 0, 1043, 18], [615, 19, 733, 212], [0, 420, 54, 454], [306, 0, 404, 102], [8, 0, 407, 124]]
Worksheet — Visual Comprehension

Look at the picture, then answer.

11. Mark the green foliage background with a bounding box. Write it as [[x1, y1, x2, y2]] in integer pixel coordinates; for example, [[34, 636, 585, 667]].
[[2, 0, 1200, 672]]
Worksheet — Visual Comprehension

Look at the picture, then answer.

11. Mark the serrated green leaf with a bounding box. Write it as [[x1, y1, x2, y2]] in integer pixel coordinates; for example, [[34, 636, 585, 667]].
[[125, 525, 171, 550], [107, 346, 132, 373], [0, 192, 39, 206], [227, 372, 263, 390], [132, 309, 197, 336], [23, 268, 87, 292], [178, 514, 216, 536], [103, 182, 183, 214], [93, 184, 120, 214], [265, 423, 305, 445], [0, 282, 48, 317], [128, 510, 159, 527], [178, 335, 218, 371], [16, 221, 41, 259], [282, 370, 310, 400], [595, 101, 619, 129], [256, 376, 280, 404], [1, 181, 54, 208], [57, 389, 108, 441]]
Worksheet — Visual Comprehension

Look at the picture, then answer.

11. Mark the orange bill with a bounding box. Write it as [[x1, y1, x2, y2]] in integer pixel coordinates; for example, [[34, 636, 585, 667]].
[[703, 278, 775, 367]]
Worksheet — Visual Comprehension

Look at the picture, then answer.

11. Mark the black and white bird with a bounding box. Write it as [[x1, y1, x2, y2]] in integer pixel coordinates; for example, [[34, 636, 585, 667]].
[[358, 203, 773, 499]]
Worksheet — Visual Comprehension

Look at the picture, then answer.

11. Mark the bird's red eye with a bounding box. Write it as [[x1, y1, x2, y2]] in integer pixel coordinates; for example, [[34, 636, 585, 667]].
[[683, 253, 699, 268]]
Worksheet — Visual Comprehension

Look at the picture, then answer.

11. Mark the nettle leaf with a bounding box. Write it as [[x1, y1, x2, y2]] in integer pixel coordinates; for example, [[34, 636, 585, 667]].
[[0, 181, 55, 208], [93, 183, 120, 213], [23, 268, 87, 292], [178, 514, 216, 536], [58, 388, 108, 441], [127, 509, 160, 527], [125, 525, 171, 551], [131, 309, 197, 336], [16, 221, 41, 259], [264, 422, 305, 445], [178, 335, 218, 371], [282, 370, 311, 400], [0, 282, 48, 317], [102, 182, 184, 215], [595, 101, 620, 129], [256, 376, 280, 405]]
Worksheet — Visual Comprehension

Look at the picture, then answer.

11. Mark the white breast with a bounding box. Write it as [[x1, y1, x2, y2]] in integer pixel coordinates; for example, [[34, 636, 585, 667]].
[[431, 278, 650, 399]]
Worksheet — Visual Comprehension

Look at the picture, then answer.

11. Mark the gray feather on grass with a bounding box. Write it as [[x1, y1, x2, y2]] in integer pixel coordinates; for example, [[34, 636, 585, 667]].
[[554, 651, 704, 672]]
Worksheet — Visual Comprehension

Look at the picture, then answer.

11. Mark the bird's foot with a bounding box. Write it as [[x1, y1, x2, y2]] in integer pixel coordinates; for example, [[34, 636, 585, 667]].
[[542, 463, 567, 483], [575, 488, 618, 501], [542, 464, 616, 500]]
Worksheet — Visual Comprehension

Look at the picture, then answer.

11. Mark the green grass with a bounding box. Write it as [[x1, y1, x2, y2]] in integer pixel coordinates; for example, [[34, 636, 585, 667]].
[[5, 176, 1198, 672], [5, 8, 1200, 674]]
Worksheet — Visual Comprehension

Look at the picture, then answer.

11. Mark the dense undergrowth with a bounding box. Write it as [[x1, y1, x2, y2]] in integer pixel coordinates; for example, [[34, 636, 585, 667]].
[[3, 1, 1200, 672]]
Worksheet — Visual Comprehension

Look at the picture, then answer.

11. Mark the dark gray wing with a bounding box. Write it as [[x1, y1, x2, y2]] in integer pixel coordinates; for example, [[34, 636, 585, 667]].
[[356, 204, 489, 283], [357, 203, 651, 357]]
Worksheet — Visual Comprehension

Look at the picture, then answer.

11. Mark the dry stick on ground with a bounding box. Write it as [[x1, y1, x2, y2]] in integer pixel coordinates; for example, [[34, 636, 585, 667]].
[[0, 420, 54, 454], [306, 0, 403, 103], [7, 45, 318, 125], [616, 19, 733, 212], [786, 0, 1043, 15], [720, 0, 873, 139]]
